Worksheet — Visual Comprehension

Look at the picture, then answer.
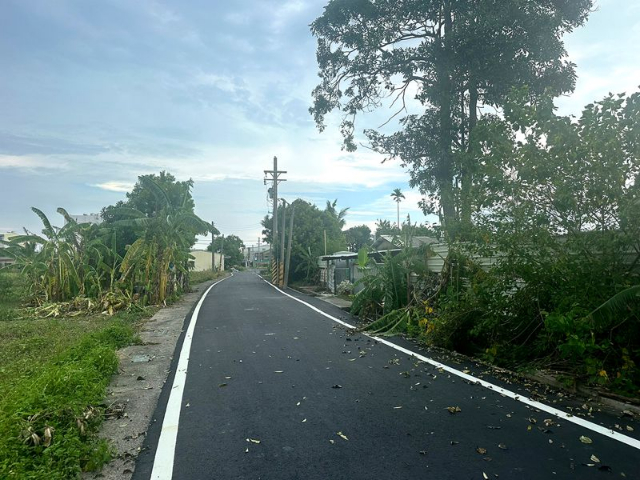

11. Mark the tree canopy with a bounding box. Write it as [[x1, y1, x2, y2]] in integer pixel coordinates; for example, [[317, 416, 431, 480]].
[[310, 0, 593, 238], [208, 234, 245, 268], [344, 224, 372, 252], [262, 199, 346, 282]]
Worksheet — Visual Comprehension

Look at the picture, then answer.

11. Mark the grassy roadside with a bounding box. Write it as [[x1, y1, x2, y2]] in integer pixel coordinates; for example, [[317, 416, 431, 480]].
[[0, 268, 223, 478], [0, 311, 150, 479], [189, 269, 228, 286], [0, 270, 154, 479]]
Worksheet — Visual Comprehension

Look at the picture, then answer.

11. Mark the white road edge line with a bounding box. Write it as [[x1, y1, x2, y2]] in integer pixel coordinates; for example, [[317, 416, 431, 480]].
[[151, 275, 231, 480], [264, 279, 640, 451]]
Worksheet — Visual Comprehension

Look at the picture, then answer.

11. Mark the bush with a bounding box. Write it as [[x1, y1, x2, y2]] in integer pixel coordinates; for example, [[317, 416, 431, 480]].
[[337, 280, 354, 296]]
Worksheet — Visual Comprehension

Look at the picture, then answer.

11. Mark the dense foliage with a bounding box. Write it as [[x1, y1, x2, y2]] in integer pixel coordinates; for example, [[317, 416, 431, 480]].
[[208, 234, 245, 268], [310, 0, 592, 238], [261, 199, 346, 283], [344, 225, 372, 252], [355, 90, 640, 395], [2, 172, 212, 310]]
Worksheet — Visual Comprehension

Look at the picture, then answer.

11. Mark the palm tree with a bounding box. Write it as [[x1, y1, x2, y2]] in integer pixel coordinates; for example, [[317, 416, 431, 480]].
[[390, 189, 405, 228], [325, 199, 349, 228]]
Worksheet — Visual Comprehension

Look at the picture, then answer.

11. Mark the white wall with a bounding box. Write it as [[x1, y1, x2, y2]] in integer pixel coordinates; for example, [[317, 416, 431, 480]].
[[190, 250, 224, 272]]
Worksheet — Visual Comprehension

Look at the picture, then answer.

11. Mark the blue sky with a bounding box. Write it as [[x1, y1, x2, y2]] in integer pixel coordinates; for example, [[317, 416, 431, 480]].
[[1, 0, 638, 249]]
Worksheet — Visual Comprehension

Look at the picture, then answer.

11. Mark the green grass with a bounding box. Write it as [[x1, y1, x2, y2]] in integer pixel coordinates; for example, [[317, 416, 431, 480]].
[[189, 269, 226, 285], [0, 270, 152, 478], [0, 269, 27, 322]]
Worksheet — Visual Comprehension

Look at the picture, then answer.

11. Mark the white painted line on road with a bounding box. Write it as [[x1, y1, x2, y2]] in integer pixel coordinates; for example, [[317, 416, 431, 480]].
[[151, 276, 231, 480], [262, 279, 355, 329], [265, 280, 640, 451]]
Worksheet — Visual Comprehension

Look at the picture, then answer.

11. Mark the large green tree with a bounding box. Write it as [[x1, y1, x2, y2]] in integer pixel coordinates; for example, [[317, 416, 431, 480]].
[[208, 234, 245, 268], [344, 224, 372, 252], [310, 0, 592, 238], [262, 199, 346, 282], [101, 171, 197, 256]]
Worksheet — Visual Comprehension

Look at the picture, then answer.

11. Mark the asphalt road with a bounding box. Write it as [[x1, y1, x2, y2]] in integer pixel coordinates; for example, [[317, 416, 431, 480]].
[[133, 272, 640, 480]]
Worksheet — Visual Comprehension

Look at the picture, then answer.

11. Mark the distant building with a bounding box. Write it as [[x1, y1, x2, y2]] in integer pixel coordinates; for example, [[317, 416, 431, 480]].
[[244, 244, 270, 268], [189, 250, 224, 272], [66, 213, 102, 225]]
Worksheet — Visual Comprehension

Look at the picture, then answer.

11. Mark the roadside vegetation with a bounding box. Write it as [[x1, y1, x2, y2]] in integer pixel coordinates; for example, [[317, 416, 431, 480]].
[[348, 90, 640, 397], [0, 172, 218, 477], [308, 1, 639, 397]]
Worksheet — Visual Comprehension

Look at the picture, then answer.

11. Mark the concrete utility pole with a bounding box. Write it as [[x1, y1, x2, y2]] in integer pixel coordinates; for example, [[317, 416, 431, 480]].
[[219, 234, 225, 271], [284, 204, 295, 288], [279, 199, 287, 286], [264, 156, 287, 282], [211, 222, 215, 272]]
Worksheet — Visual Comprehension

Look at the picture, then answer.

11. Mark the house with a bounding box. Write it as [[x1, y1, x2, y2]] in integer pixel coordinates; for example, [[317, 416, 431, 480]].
[[245, 244, 271, 268], [189, 250, 224, 272], [371, 234, 438, 251], [319, 235, 445, 294], [66, 213, 102, 225]]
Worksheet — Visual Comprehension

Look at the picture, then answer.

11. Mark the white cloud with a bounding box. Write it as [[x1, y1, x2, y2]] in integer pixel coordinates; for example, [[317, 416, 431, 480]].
[[92, 181, 135, 192], [0, 155, 68, 171]]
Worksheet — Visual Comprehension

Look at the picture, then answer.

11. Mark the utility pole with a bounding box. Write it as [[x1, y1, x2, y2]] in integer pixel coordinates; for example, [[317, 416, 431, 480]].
[[257, 236, 261, 266], [279, 199, 287, 286], [219, 234, 225, 271], [264, 156, 286, 283], [284, 204, 295, 288], [211, 221, 215, 272]]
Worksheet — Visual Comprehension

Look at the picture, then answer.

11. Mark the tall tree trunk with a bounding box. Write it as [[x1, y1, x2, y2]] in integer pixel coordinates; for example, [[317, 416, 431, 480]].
[[460, 79, 478, 237], [437, 2, 458, 240]]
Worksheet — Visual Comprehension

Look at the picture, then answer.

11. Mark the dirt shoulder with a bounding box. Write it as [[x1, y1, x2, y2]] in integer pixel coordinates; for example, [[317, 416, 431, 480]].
[[84, 280, 218, 480]]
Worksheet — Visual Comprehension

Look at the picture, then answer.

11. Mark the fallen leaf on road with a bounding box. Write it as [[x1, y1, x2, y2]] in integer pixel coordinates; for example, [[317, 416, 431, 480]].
[[274, 371, 284, 373], [419, 450, 427, 455], [483, 472, 488, 479], [337, 431, 349, 441], [331, 384, 342, 389], [626, 425, 634, 432], [476, 447, 487, 455], [218, 383, 227, 388], [296, 402, 300, 406], [498, 443, 507, 450], [245, 448, 249, 453], [528, 417, 537, 424], [394, 406, 402, 409], [329, 439, 335, 444], [185, 403, 190, 407], [544, 419, 554, 427], [247, 438, 261, 444], [447, 406, 462, 414], [579, 436, 593, 444], [590, 455, 600, 463], [302, 419, 307, 423]]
